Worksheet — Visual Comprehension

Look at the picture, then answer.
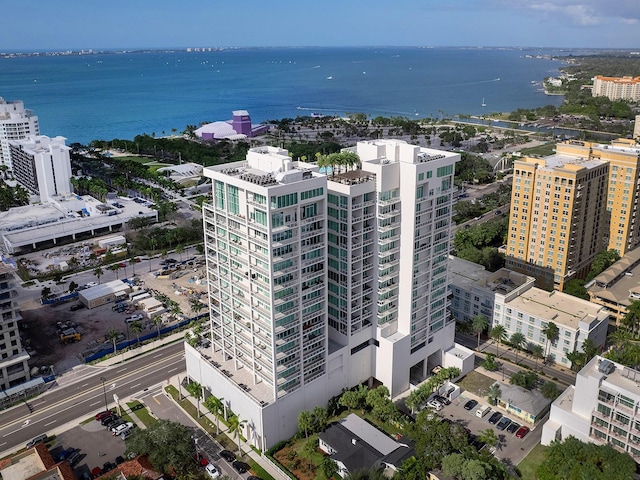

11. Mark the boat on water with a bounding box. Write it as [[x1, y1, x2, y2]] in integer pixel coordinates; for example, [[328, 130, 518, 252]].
[[481, 97, 487, 107], [327, 76, 333, 80]]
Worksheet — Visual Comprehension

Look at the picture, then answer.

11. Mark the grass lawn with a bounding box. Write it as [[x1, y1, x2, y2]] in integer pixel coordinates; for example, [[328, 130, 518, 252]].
[[518, 142, 556, 157], [127, 401, 157, 427], [457, 370, 496, 397], [517, 443, 547, 480]]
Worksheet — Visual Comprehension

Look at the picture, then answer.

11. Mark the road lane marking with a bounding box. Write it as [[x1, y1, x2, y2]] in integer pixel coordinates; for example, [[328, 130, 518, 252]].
[[130, 383, 141, 389], [89, 401, 100, 407], [81, 383, 89, 388], [153, 353, 163, 358], [167, 368, 178, 373], [117, 368, 127, 373], [44, 420, 56, 427]]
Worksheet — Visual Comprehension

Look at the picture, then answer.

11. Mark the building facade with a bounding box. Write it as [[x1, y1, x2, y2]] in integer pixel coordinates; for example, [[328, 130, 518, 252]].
[[592, 75, 640, 101], [448, 257, 536, 324], [9, 135, 72, 202], [185, 141, 462, 450], [555, 139, 640, 256], [0, 260, 30, 390], [0, 98, 39, 172], [492, 287, 609, 367], [505, 153, 609, 290], [542, 356, 640, 461]]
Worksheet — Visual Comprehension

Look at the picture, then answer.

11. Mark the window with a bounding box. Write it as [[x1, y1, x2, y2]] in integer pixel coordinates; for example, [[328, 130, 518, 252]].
[[227, 184, 239, 214]]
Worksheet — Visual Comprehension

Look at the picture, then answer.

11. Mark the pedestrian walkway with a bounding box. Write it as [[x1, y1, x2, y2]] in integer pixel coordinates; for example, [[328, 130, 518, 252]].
[[165, 374, 290, 480]]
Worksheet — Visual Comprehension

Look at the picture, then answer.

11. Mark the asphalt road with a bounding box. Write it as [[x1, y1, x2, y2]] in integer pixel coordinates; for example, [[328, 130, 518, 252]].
[[0, 341, 185, 457]]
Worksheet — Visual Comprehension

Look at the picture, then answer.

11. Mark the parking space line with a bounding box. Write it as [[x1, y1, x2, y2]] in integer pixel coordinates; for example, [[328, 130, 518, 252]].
[[153, 396, 161, 405]]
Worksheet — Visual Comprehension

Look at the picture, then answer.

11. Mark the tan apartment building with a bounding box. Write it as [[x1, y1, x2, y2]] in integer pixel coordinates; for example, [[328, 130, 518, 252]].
[[556, 139, 640, 256], [592, 75, 640, 101], [505, 154, 609, 290]]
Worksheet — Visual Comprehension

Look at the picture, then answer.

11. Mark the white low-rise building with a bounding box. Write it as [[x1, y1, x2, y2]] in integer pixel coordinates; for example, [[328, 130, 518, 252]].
[[492, 287, 609, 367], [542, 355, 640, 461]]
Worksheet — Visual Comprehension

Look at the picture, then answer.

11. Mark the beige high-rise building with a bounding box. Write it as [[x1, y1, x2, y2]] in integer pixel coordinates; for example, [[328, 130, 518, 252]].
[[592, 75, 640, 101], [505, 153, 609, 291], [556, 139, 640, 256]]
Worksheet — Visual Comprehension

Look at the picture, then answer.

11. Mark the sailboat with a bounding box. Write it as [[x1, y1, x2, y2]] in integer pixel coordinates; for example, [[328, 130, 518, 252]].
[[481, 97, 487, 107]]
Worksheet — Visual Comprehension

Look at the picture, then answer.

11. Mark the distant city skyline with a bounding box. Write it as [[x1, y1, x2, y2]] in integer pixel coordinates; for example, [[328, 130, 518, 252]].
[[2, 0, 639, 51]]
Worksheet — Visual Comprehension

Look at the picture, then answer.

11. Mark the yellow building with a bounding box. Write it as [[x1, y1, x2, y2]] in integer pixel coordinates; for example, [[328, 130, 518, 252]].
[[556, 139, 640, 256], [505, 153, 609, 291], [592, 75, 640, 101]]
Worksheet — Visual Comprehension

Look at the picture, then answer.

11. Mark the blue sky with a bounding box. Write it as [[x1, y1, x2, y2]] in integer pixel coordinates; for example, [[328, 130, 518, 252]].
[[2, 0, 639, 51]]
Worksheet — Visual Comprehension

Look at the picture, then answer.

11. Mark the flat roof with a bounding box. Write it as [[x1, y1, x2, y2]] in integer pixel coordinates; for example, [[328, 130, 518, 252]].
[[539, 153, 607, 171], [79, 280, 131, 302], [448, 256, 487, 290], [506, 288, 604, 329], [583, 356, 640, 401]]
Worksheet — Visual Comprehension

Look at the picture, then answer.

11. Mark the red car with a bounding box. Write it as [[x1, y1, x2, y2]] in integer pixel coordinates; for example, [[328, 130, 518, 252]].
[[95, 410, 113, 421], [515, 426, 530, 439]]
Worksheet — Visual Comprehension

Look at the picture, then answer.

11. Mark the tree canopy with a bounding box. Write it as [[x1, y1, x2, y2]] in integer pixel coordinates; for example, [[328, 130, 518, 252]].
[[537, 436, 636, 480]]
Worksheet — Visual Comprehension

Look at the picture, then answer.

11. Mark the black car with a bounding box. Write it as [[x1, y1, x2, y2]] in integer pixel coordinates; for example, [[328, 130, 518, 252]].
[[232, 461, 250, 473], [101, 414, 118, 426], [434, 395, 451, 406], [496, 416, 512, 431], [106, 418, 124, 430], [488, 412, 502, 425], [506, 422, 521, 434], [70, 303, 85, 311], [219, 450, 236, 462], [463, 399, 478, 411]]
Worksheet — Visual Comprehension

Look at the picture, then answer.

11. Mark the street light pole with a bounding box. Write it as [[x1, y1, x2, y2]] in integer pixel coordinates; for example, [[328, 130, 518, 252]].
[[100, 377, 108, 412]]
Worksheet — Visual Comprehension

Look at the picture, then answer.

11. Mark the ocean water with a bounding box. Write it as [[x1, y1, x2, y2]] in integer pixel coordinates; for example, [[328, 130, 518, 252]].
[[0, 47, 566, 144]]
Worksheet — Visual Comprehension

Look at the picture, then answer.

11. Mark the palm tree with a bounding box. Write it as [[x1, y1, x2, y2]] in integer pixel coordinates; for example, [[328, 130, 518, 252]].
[[186, 381, 204, 418], [106, 328, 119, 354], [153, 316, 163, 342], [228, 414, 247, 455], [130, 321, 143, 345], [608, 328, 632, 349], [206, 396, 224, 434], [622, 300, 640, 337], [477, 428, 498, 448], [510, 332, 526, 364], [93, 266, 104, 284], [542, 321, 560, 359], [175, 244, 184, 261], [472, 315, 488, 349], [109, 264, 120, 280], [485, 384, 502, 406], [531, 344, 544, 370], [490, 324, 507, 357], [129, 255, 137, 277]]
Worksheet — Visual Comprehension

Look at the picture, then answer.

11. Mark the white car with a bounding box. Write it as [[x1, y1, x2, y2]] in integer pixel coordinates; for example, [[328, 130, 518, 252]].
[[125, 314, 143, 323], [205, 464, 221, 478], [426, 400, 443, 411], [111, 422, 134, 436], [86, 282, 98, 288]]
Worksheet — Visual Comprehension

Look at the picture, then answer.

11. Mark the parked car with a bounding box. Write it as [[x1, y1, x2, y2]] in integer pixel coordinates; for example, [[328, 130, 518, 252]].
[[55, 448, 74, 462], [86, 282, 98, 288], [463, 399, 478, 411], [496, 416, 512, 431], [70, 303, 85, 311], [506, 422, 521, 435], [205, 464, 221, 478], [219, 450, 236, 462], [26, 434, 48, 449], [426, 400, 443, 411], [67, 450, 82, 466], [111, 422, 134, 436], [95, 410, 114, 421], [434, 394, 451, 406], [488, 412, 502, 425], [106, 418, 124, 430], [101, 414, 118, 426], [125, 314, 143, 323], [515, 426, 530, 439], [232, 461, 250, 474], [194, 452, 209, 466]]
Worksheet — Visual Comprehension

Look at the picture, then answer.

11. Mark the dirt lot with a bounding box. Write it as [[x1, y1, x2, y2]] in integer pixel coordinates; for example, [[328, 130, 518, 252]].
[[19, 266, 208, 376]]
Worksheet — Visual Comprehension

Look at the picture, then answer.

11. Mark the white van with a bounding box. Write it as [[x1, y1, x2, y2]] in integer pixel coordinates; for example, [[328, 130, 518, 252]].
[[476, 405, 491, 418]]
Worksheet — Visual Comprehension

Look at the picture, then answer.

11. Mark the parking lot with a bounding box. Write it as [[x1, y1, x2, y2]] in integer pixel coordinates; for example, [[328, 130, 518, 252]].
[[433, 392, 544, 465]]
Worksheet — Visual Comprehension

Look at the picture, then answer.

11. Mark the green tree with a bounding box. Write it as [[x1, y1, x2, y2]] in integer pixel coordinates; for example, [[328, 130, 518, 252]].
[[622, 300, 640, 336], [531, 344, 545, 370], [130, 320, 143, 345], [106, 328, 119, 354], [311, 405, 328, 433], [472, 315, 488, 349], [481, 353, 498, 371], [537, 436, 635, 480], [563, 279, 589, 300], [543, 321, 560, 359], [93, 266, 104, 284], [343, 468, 387, 480], [298, 410, 314, 440], [124, 419, 197, 477], [510, 371, 538, 389], [510, 332, 526, 364], [204, 395, 225, 434], [40, 287, 52, 301], [477, 428, 498, 447], [227, 414, 247, 455], [541, 381, 560, 400], [485, 383, 502, 406], [185, 381, 204, 418], [68, 281, 79, 293], [490, 324, 507, 357]]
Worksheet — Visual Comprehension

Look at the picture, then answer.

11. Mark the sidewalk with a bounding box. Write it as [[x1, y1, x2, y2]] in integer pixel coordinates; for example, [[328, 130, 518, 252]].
[[166, 374, 290, 480]]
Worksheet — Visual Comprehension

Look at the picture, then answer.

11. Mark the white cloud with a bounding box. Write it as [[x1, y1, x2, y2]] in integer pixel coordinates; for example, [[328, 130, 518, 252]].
[[496, 0, 640, 27]]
